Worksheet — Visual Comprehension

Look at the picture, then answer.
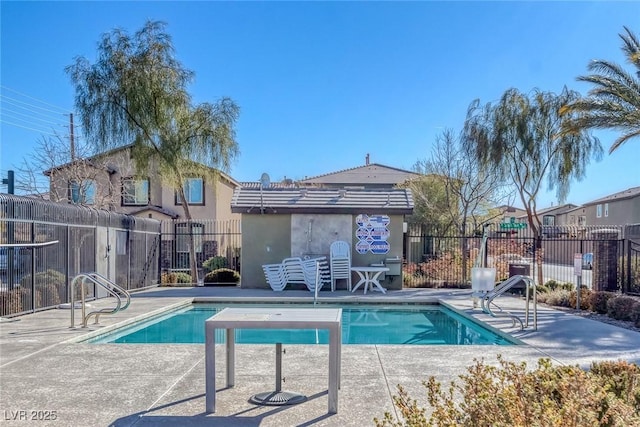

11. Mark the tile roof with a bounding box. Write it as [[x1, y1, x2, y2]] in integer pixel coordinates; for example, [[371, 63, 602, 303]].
[[231, 187, 414, 215], [583, 186, 640, 205], [299, 163, 421, 185]]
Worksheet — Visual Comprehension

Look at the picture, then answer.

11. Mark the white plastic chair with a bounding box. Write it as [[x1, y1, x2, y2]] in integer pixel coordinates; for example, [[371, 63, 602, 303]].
[[330, 240, 351, 291]]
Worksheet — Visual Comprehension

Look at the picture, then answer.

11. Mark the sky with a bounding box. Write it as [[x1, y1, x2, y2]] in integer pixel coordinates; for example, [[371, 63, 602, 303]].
[[1, 1, 639, 209]]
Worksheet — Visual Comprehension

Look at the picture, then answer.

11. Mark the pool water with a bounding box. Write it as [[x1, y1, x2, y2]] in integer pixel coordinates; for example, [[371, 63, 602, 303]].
[[88, 303, 514, 345]]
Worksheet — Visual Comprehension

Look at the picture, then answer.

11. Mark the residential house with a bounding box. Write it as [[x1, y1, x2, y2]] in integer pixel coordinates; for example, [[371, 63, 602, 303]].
[[579, 186, 640, 227], [298, 155, 421, 189], [44, 145, 242, 272], [44, 145, 240, 222]]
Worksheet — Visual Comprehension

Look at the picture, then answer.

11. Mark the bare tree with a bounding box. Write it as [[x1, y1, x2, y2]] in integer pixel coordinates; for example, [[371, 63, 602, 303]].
[[16, 132, 121, 208]]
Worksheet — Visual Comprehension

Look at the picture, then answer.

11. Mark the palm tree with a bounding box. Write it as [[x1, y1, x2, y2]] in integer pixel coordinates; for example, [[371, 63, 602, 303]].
[[562, 26, 640, 153]]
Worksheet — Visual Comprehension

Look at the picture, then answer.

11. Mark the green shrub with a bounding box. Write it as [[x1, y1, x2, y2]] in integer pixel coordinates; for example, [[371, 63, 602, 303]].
[[19, 269, 66, 307], [543, 279, 574, 292], [589, 360, 640, 408], [374, 356, 640, 427], [203, 256, 227, 272], [20, 269, 66, 287], [204, 268, 240, 285], [589, 291, 616, 314], [607, 296, 640, 321], [174, 272, 192, 284]]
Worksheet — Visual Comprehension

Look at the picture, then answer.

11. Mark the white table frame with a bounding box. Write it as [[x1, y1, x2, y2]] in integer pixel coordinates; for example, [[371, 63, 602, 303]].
[[350, 266, 389, 294], [205, 307, 342, 414]]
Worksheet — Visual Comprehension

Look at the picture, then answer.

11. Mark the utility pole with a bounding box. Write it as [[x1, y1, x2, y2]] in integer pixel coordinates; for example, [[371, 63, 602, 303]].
[[69, 113, 76, 161], [2, 170, 14, 194]]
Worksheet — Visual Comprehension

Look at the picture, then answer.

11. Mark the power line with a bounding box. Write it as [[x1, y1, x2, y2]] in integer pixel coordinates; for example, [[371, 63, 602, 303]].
[[0, 85, 71, 113], [0, 119, 59, 136], [0, 94, 68, 118], [1, 108, 68, 127]]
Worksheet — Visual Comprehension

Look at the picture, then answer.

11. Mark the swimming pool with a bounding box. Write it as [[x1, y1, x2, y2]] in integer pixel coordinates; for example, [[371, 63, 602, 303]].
[[87, 302, 516, 345]]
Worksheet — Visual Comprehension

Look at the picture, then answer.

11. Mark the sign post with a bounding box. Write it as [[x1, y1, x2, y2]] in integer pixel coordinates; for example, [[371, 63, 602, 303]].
[[573, 253, 582, 310]]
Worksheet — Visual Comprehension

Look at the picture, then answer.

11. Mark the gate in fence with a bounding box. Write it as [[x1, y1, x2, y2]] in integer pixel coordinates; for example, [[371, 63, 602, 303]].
[[159, 219, 241, 279]]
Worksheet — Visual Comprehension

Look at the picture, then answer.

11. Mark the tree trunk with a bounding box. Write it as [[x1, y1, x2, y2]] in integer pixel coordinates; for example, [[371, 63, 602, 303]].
[[178, 187, 199, 285]]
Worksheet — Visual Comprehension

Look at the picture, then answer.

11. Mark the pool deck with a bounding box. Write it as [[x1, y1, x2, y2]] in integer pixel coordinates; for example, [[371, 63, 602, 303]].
[[2, 286, 640, 426]]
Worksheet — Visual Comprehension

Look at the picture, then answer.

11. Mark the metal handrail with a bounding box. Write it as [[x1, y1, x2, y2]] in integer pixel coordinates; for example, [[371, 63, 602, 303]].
[[69, 273, 130, 328], [87, 272, 131, 311], [480, 275, 537, 330]]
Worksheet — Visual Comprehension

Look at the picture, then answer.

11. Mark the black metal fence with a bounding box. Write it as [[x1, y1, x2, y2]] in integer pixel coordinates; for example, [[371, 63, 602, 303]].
[[159, 219, 241, 280], [403, 223, 638, 294], [0, 195, 160, 317]]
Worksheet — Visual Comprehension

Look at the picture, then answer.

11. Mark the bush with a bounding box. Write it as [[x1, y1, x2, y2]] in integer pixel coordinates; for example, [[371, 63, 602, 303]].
[[569, 287, 592, 310], [589, 291, 616, 314], [204, 268, 240, 285], [203, 256, 227, 272], [538, 289, 572, 307], [374, 356, 640, 427], [160, 271, 192, 286], [607, 296, 640, 321]]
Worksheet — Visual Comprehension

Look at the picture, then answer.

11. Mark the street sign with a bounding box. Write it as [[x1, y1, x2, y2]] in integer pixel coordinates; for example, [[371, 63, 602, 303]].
[[500, 222, 527, 230]]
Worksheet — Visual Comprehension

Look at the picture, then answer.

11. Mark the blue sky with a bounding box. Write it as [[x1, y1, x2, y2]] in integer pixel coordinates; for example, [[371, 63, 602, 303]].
[[1, 1, 638, 209]]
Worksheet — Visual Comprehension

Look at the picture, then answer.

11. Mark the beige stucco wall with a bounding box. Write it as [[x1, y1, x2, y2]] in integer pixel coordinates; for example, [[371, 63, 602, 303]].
[[48, 147, 240, 222], [240, 214, 292, 288]]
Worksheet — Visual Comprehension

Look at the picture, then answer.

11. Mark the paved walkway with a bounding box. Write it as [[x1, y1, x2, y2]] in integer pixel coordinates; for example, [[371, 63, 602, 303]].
[[1, 287, 640, 426]]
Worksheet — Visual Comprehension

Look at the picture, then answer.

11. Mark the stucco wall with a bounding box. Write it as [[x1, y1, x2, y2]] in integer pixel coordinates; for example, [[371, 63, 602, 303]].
[[240, 214, 291, 288]]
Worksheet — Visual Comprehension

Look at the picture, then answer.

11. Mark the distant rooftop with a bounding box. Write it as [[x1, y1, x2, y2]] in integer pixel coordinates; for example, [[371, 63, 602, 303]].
[[583, 186, 640, 206], [231, 187, 414, 215]]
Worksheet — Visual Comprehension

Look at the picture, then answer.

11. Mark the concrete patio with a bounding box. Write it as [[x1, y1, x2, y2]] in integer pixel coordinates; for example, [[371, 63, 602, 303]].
[[2, 286, 640, 426]]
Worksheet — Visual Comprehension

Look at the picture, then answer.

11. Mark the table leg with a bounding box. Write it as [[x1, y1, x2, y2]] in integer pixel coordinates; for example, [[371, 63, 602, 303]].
[[351, 271, 366, 293], [370, 271, 387, 294], [226, 328, 235, 387], [205, 323, 216, 413], [328, 326, 339, 414]]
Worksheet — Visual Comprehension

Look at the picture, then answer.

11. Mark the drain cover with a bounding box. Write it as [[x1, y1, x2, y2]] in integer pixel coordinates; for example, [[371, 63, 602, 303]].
[[249, 390, 308, 406]]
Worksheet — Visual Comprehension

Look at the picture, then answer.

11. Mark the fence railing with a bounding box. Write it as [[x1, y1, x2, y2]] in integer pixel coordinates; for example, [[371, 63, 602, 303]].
[[159, 219, 241, 281], [402, 223, 637, 294], [0, 195, 160, 317]]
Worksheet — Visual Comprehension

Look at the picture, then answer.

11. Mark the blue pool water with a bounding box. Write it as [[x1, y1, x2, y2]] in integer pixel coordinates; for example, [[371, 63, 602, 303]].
[[88, 303, 514, 345]]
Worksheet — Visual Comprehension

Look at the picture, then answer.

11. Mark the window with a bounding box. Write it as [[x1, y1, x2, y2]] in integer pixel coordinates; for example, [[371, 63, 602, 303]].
[[69, 179, 96, 205], [122, 177, 149, 206], [604, 203, 609, 217], [596, 204, 602, 218], [569, 215, 575, 224], [542, 215, 555, 226], [176, 178, 204, 205], [175, 222, 204, 253], [578, 215, 586, 226]]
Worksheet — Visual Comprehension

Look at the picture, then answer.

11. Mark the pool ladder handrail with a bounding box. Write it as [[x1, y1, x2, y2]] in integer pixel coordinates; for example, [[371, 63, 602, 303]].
[[479, 275, 537, 330], [70, 272, 131, 328]]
